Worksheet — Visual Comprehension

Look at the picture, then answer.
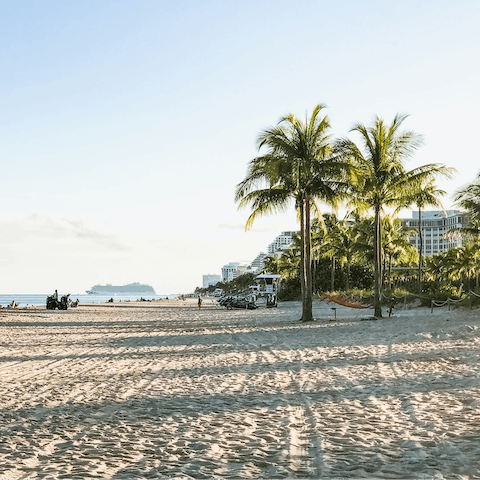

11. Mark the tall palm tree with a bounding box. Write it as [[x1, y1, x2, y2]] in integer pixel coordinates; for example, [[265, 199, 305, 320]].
[[235, 104, 350, 321], [336, 113, 452, 317], [311, 214, 339, 291], [381, 215, 417, 289], [333, 219, 362, 291], [309, 218, 329, 292]]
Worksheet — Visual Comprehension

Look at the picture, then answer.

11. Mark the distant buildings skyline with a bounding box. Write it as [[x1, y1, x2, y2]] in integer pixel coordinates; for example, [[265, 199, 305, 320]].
[[204, 210, 469, 288], [219, 231, 298, 283], [206, 231, 297, 286]]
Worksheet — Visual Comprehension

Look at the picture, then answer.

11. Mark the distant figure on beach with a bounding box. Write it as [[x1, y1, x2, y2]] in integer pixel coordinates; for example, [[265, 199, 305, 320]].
[[198, 296, 202, 309], [54, 290, 58, 301]]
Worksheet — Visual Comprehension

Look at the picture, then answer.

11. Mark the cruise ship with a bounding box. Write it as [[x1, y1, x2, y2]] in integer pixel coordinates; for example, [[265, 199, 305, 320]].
[[86, 283, 156, 295]]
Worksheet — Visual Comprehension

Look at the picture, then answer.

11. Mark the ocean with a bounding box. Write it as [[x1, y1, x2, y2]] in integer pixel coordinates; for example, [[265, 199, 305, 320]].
[[0, 293, 177, 308]]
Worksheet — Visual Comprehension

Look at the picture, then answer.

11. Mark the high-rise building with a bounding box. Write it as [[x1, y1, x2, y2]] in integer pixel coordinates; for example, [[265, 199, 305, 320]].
[[267, 231, 297, 255], [401, 210, 468, 256], [250, 252, 267, 273], [221, 262, 252, 282]]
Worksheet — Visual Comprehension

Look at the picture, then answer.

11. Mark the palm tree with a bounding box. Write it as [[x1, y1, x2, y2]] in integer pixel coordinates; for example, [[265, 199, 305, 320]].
[[350, 215, 376, 263], [311, 214, 339, 291], [235, 104, 350, 321], [456, 242, 480, 290], [454, 172, 480, 239], [406, 180, 448, 293], [424, 251, 446, 283], [381, 215, 418, 289], [441, 248, 463, 284], [319, 214, 360, 291], [262, 255, 281, 275], [279, 246, 301, 279], [336, 113, 452, 317], [455, 171, 480, 221]]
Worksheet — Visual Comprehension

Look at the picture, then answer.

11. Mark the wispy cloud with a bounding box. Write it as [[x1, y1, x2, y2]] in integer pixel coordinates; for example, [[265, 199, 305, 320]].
[[0, 214, 132, 252], [217, 222, 247, 231]]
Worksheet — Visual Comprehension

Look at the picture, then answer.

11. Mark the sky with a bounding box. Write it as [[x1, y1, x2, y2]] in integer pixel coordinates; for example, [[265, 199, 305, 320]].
[[1, 0, 479, 294]]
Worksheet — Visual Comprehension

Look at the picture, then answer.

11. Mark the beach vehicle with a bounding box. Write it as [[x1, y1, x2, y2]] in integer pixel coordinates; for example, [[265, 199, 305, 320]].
[[46, 293, 70, 310], [218, 295, 257, 310]]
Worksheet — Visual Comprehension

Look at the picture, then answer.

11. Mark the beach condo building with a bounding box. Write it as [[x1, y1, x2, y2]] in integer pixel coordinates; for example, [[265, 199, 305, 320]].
[[202, 274, 221, 289], [267, 231, 297, 255], [401, 210, 468, 256], [221, 262, 252, 282], [250, 252, 267, 273]]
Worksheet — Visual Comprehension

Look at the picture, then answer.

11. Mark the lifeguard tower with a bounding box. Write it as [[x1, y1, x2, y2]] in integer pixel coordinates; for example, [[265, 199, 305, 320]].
[[249, 274, 281, 307]]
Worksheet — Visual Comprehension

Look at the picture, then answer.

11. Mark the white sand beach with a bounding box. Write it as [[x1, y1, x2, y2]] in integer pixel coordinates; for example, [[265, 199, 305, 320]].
[[0, 300, 479, 479]]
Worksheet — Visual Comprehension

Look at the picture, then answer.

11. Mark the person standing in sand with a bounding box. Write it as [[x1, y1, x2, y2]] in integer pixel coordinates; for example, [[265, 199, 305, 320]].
[[198, 296, 202, 309]]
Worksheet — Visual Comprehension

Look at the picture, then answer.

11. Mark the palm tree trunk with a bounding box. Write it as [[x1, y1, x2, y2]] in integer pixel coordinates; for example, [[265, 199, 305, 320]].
[[298, 200, 306, 317], [331, 257, 335, 291], [302, 197, 314, 321], [383, 256, 386, 290], [388, 255, 392, 289], [346, 260, 350, 291], [374, 204, 383, 317], [418, 207, 423, 294]]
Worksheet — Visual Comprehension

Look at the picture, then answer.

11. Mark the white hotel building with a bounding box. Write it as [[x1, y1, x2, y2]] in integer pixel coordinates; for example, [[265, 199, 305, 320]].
[[250, 252, 267, 273], [221, 262, 252, 282], [401, 210, 468, 256], [267, 231, 297, 255]]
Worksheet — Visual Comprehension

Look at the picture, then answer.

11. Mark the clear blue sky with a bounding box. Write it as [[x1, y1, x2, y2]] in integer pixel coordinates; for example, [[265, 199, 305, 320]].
[[1, 0, 479, 293]]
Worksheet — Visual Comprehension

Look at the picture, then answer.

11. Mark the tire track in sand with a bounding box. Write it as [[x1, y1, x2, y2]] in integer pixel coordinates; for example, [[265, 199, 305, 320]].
[[255, 328, 324, 478]]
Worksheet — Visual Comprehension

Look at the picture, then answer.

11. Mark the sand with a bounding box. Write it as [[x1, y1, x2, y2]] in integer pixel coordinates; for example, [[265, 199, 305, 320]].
[[0, 299, 479, 479]]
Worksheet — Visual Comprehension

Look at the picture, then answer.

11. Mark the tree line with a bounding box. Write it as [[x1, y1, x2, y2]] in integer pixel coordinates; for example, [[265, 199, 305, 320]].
[[234, 104, 468, 320]]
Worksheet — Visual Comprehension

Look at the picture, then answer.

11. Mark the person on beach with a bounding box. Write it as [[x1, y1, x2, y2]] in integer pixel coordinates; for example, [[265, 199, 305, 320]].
[[54, 290, 58, 301], [198, 296, 202, 309]]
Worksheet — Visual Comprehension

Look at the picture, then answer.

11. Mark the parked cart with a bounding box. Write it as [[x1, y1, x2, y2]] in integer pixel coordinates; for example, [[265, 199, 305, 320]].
[[46, 293, 70, 310], [218, 295, 257, 310]]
